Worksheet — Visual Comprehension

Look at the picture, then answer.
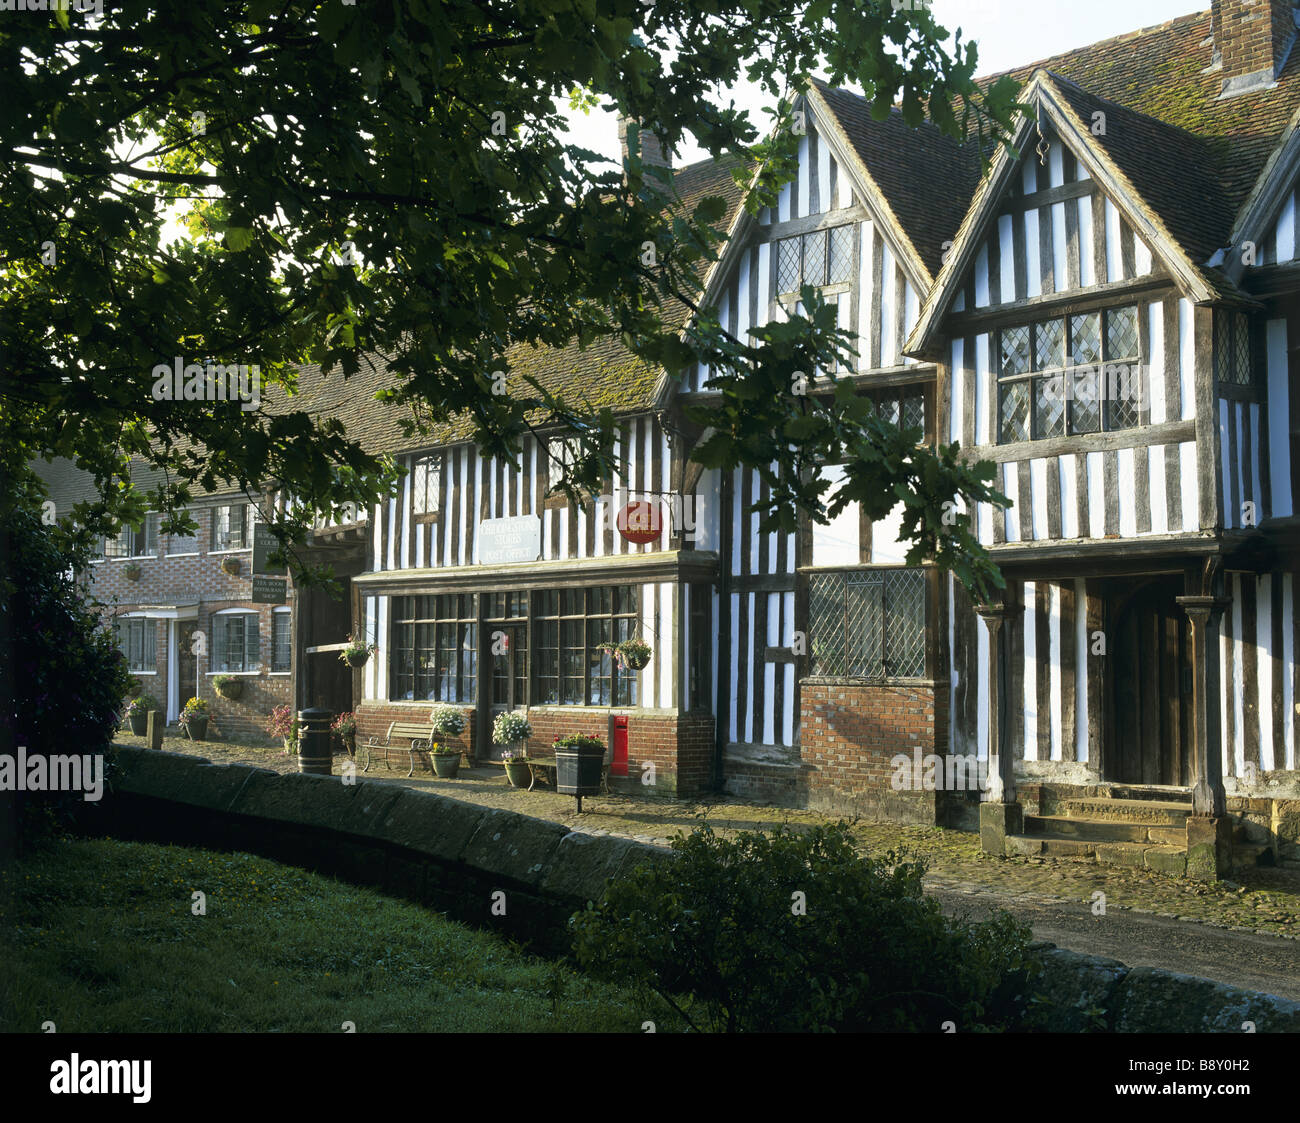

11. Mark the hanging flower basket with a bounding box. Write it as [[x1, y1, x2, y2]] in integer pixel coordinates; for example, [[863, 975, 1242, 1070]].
[[123, 563, 142, 582], [220, 556, 241, 575], [213, 674, 243, 700], [603, 639, 652, 671], [339, 633, 376, 667]]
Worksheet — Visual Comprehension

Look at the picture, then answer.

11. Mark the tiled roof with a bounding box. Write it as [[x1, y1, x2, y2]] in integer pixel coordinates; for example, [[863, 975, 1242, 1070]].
[[812, 79, 982, 277], [978, 10, 1300, 259], [1046, 74, 1234, 265], [818, 10, 1300, 273]]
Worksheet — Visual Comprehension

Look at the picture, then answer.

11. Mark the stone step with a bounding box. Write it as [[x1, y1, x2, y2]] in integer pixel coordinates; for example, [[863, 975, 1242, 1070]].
[[1024, 815, 1149, 843], [1051, 797, 1191, 827], [1005, 833, 1187, 875], [1102, 784, 1193, 805]]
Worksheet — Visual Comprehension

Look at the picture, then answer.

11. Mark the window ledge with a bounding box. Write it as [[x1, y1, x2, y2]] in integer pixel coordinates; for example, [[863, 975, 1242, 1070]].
[[205, 671, 261, 676], [209, 548, 252, 556], [166, 551, 200, 558]]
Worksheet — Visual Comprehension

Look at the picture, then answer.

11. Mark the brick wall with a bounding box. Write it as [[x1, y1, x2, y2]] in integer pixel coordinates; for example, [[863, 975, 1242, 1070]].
[[354, 701, 714, 794], [87, 505, 293, 741], [722, 680, 952, 825]]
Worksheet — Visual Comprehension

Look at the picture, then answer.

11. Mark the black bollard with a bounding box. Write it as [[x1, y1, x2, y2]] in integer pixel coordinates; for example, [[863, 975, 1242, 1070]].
[[297, 708, 334, 775]]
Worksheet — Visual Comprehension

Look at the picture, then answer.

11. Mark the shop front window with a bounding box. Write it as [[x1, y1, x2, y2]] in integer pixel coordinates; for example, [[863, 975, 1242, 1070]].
[[390, 595, 477, 702], [533, 586, 639, 707]]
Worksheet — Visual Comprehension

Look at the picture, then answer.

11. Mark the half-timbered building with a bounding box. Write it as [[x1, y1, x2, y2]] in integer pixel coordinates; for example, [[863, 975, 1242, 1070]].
[[344, 2, 1300, 875], [39, 1, 1300, 877]]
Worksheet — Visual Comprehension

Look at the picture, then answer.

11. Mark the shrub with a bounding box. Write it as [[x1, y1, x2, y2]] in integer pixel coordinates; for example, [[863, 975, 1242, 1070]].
[[571, 823, 1037, 1033], [0, 490, 133, 854], [492, 710, 531, 745], [428, 704, 466, 735]]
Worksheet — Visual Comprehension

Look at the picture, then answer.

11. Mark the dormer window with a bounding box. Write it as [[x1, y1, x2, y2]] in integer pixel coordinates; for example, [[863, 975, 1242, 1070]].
[[996, 305, 1141, 443], [776, 223, 855, 296]]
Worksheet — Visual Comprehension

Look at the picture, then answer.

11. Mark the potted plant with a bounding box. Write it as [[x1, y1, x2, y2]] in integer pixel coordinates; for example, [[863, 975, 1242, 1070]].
[[431, 741, 463, 779], [429, 703, 467, 736], [124, 693, 158, 736], [123, 563, 142, 582], [331, 711, 357, 758], [181, 696, 210, 740], [266, 704, 297, 754], [501, 747, 531, 788], [339, 633, 376, 668], [553, 732, 606, 811], [220, 556, 241, 575], [213, 673, 243, 700], [492, 710, 531, 753]]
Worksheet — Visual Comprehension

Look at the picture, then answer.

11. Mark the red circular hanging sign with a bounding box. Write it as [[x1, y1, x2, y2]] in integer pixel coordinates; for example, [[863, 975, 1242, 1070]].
[[617, 500, 664, 544]]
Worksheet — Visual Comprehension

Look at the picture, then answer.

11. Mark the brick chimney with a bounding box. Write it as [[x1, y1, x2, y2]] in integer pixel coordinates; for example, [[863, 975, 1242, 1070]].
[[618, 116, 672, 173], [1212, 0, 1300, 97]]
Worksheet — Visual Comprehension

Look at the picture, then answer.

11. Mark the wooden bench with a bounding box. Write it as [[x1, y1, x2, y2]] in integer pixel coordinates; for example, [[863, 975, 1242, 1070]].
[[362, 721, 439, 778]]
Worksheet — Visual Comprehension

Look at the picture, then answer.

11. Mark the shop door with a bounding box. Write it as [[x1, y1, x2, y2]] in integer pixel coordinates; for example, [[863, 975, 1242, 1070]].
[[1111, 576, 1191, 786], [485, 623, 527, 761]]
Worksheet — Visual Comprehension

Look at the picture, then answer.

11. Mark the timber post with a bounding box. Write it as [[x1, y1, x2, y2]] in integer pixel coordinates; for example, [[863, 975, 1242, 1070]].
[[975, 599, 1020, 855], [1175, 591, 1232, 880]]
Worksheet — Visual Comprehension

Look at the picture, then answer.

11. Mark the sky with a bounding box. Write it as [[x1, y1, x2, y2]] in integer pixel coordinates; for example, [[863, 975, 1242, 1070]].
[[560, 0, 1209, 167]]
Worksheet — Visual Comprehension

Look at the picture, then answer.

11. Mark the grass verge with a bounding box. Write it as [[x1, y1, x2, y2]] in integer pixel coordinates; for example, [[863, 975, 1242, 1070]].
[[0, 837, 670, 1033]]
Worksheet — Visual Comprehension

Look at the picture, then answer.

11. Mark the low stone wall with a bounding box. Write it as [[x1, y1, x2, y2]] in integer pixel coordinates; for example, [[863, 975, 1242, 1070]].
[[87, 747, 1300, 1029], [91, 746, 670, 954], [1031, 946, 1300, 1032]]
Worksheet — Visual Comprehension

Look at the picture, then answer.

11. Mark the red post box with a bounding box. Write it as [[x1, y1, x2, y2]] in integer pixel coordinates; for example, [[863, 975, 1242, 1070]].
[[611, 714, 629, 777]]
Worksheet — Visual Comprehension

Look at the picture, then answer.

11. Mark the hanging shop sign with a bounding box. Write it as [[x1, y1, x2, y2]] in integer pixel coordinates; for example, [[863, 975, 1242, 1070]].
[[617, 500, 664, 545]]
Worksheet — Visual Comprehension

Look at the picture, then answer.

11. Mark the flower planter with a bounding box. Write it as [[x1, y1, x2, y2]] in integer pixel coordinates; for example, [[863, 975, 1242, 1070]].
[[215, 679, 243, 700], [343, 651, 371, 668], [184, 716, 208, 741], [555, 742, 605, 807], [621, 650, 651, 670], [433, 752, 462, 779], [124, 565, 142, 582], [129, 713, 148, 736], [220, 557, 241, 575], [504, 759, 531, 788]]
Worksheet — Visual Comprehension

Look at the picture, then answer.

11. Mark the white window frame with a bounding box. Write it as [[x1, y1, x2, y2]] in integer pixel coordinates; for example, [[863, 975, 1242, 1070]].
[[211, 609, 261, 673], [270, 607, 292, 674], [412, 454, 442, 515], [210, 503, 253, 552]]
